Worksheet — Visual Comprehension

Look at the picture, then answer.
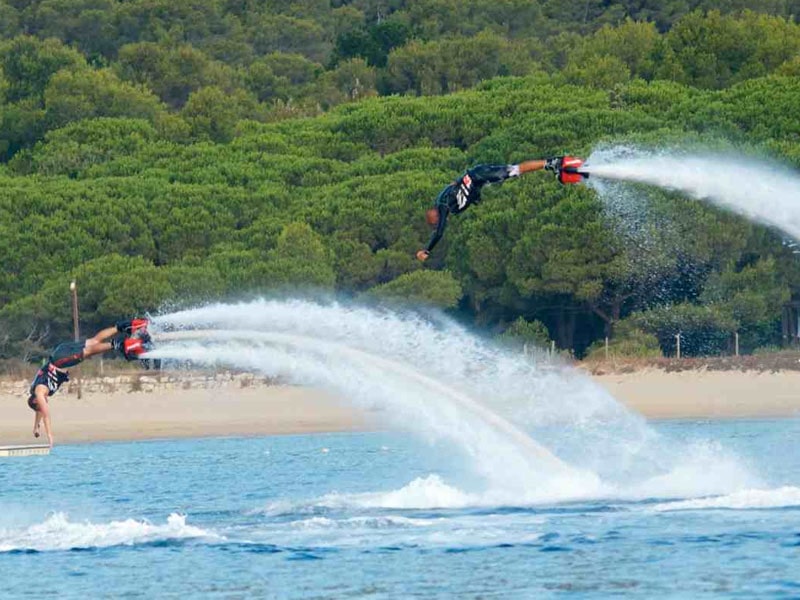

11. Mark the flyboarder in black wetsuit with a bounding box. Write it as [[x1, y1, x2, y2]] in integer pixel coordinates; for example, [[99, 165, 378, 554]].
[[416, 157, 571, 261], [26, 318, 151, 447]]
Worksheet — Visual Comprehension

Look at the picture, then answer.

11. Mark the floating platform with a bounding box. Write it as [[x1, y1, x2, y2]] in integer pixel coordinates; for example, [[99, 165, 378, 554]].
[[0, 444, 51, 457]]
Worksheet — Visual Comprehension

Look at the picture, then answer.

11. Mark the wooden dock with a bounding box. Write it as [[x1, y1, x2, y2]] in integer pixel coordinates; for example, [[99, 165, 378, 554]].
[[0, 444, 51, 457]]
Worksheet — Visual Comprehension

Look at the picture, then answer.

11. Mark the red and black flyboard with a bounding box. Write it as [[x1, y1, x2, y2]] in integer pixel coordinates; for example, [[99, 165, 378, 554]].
[[555, 156, 589, 185], [122, 318, 161, 370], [122, 318, 159, 368]]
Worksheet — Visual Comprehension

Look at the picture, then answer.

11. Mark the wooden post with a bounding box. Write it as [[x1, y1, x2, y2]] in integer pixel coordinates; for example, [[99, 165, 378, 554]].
[[735, 332, 739, 357], [605, 337, 609, 360], [70, 281, 81, 399], [550, 340, 556, 357], [675, 333, 681, 360]]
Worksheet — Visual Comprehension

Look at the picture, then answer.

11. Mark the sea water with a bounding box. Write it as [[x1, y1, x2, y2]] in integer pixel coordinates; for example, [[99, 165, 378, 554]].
[[1, 421, 799, 598], [3, 300, 798, 597]]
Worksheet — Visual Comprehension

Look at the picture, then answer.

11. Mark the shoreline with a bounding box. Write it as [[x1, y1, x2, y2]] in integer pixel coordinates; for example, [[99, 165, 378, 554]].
[[0, 382, 371, 447], [594, 369, 800, 420], [1, 368, 798, 446]]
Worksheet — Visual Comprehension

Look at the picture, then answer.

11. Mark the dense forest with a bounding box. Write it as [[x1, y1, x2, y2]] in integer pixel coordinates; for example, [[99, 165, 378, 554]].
[[3, 0, 800, 362]]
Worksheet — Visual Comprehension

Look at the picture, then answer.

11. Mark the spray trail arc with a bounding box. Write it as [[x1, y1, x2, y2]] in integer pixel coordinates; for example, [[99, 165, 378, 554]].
[[159, 329, 570, 475], [149, 325, 603, 499], [584, 148, 800, 240], [147, 300, 755, 502]]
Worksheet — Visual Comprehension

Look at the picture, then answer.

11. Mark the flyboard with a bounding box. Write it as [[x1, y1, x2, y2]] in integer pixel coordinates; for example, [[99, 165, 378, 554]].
[[0, 444, 50, 457], [123, 318, 161, 370], [157, 329, 576, 475]]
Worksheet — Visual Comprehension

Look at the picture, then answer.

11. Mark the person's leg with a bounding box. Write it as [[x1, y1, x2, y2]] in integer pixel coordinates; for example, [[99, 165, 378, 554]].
[[88, 326, 119, 344], [83, 340, 114, 359], [83, 325, 120, 358]]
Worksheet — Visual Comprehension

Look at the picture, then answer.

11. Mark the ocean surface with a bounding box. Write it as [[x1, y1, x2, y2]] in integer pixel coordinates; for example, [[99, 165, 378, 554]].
[[2, 420, 800, 598]]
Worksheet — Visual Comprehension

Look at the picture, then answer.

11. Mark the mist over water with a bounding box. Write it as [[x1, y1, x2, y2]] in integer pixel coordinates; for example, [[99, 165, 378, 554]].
[[147, 299, 756, 505], [586, 146, 800, 240]]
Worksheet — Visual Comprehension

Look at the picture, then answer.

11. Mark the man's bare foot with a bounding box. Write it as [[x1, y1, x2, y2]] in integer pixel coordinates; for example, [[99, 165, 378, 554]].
[[33, 426, 40, 438]]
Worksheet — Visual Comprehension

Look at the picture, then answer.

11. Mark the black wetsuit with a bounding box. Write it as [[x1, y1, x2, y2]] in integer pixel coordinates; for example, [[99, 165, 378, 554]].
[[425, 164, 519, 253], [27, 341, 84, 410]]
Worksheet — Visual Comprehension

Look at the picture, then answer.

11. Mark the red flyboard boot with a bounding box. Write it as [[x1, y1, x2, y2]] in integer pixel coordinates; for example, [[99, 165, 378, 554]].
[[122, 336, 149, 360], [558, 156, 589, 185], [115, 317, 153, 360]]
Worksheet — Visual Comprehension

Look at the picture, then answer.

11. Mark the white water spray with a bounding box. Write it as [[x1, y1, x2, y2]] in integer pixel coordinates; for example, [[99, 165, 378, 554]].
[[145, 299, 756, 504], [585, 147, 800, 240], [160, 329, 569, 473]]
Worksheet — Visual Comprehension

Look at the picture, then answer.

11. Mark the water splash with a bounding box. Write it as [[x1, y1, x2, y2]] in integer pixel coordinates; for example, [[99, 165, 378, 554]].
[[159, 329, 571, 474], [652, 486, 800, 512], [0, 513, 217, 553], [585, 146, 800, 240], [144, 299, 755, 504]]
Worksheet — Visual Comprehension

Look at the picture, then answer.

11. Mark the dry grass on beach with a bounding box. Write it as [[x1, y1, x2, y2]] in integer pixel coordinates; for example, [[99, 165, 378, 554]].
[[582, 351, 800, 375]]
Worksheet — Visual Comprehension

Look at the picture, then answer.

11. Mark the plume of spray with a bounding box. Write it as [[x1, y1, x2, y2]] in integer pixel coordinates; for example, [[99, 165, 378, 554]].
[[584, 146, 800, 240], [145, 299, 756, 505]]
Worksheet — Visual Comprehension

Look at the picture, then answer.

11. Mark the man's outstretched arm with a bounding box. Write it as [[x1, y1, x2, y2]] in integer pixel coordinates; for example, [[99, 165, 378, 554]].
[[417, 207, 448, 261], [33, 387, 54, 447]]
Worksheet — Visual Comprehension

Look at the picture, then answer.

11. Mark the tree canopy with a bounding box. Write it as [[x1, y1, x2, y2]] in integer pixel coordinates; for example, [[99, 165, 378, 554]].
[[3, 3, 800, 360]]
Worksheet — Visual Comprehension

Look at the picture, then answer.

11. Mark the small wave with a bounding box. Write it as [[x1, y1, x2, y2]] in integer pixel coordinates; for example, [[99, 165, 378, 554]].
[[255, 475, 479, 515], [0, 512, 220, 552], [290, 515, 434, 530], [344, 475, 478, 509], [329, 468, 749, 510], [256, 453, 760, 518], [653, 486, 800, 512]]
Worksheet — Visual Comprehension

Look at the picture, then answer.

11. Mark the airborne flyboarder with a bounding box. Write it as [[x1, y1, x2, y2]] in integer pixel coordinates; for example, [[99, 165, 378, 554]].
[[417, 156, 587, 261], [26, 318, 152, 447]]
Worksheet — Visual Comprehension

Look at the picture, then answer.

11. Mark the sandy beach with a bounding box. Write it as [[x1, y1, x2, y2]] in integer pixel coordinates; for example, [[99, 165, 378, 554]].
[[0, 383, 369, 446], [595, 369, 800, 419], [1, 369, 799, 446]]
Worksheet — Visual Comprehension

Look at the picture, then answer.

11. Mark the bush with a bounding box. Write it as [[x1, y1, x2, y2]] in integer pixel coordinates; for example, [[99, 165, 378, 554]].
[[364, 270, 462, 309], [628, 303, 737, 356], [585, 322, 662, 360], [498, 317, 551, 349], [752, 345, 784, 355]]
